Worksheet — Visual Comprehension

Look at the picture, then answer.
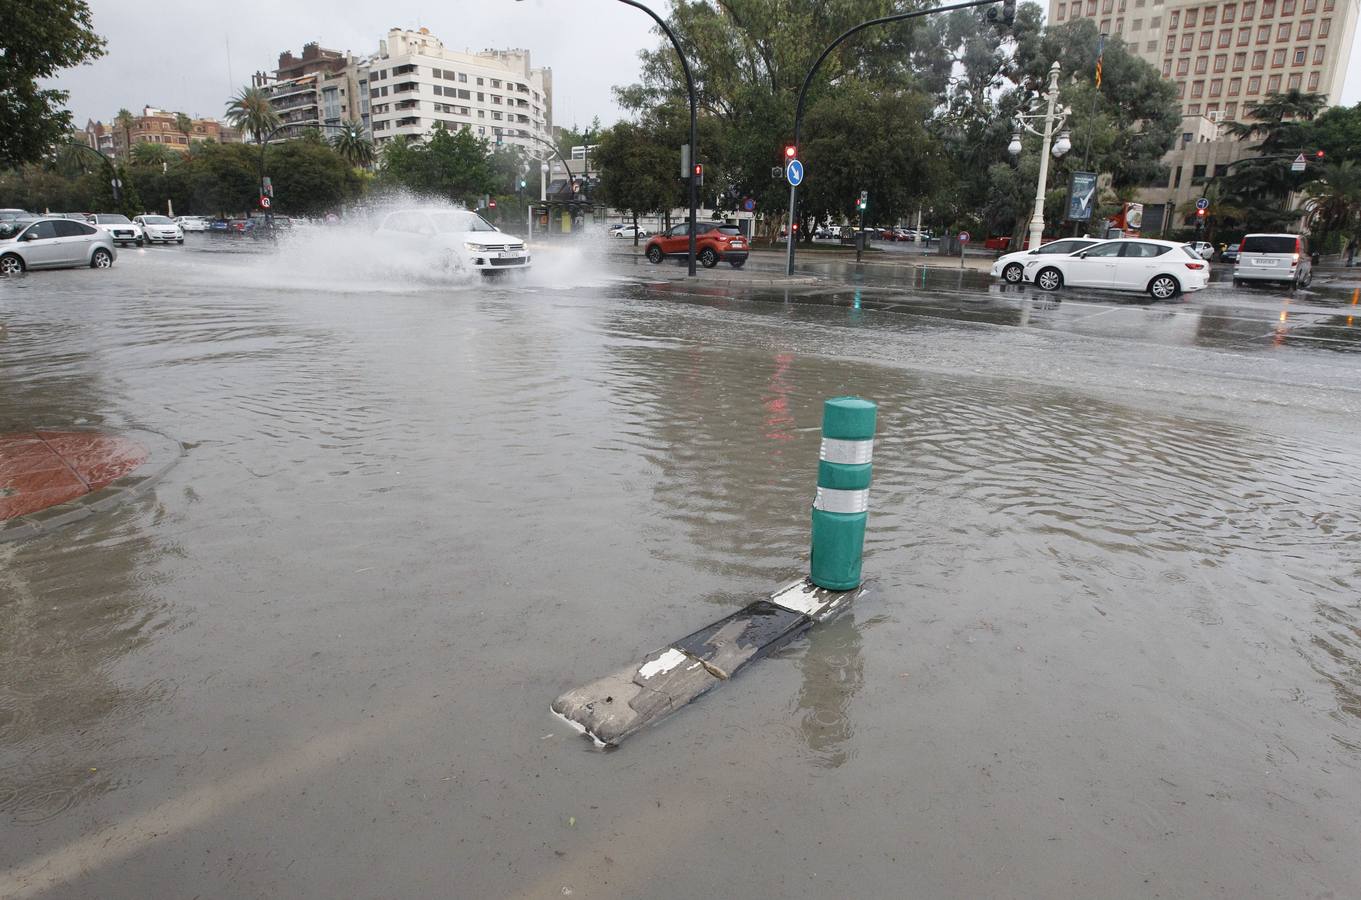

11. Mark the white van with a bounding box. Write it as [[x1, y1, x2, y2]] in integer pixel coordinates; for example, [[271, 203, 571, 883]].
[[1234, 233, 1312, 288]]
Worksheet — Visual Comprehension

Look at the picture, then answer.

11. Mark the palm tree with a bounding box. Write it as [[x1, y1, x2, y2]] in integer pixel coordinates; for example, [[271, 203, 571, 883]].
[[1225, 90, 1327, 151], [114, 108, 135, 160], [224, 86, 281, 144], [331, 120, 375, 169], [131, 142, 173, 166], [1304, 160, 1361, 239], [175, 112, 194, 150]]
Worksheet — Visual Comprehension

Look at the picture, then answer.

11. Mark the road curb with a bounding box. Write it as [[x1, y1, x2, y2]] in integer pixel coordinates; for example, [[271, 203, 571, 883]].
[[0, 429, 183, 543]]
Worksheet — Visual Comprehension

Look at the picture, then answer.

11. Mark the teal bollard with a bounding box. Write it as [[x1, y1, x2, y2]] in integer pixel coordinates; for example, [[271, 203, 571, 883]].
[[810, 396, 876, 591]]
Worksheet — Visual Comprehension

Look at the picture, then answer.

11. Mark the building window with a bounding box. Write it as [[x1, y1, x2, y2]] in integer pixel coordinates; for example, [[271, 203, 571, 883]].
[[1164, 60, 1173, 75], [1302, 0, 1315, 9], [1238, 25, 1251, 43], [1277, 23, 1290, 39], [1101, 17, 1111, 29], [1256, 24, 1270, 41], [1215, 54, 1228, 71], [1307, 71, 1319, 90], [1226, 101, 1238, 117], [1133, 18, 1143, 29], [1170, 9, 1180, 25], [1103, 0, 1113, 10], [1262, 0, 1275, 14], [1177, 81, 1187, 97], [1248, 75, 1262, 91], [1252, 49, 1266, 66], [1210, 78, 1224, 95], [1272, 48, 1286, 65], [1200, 30, 1213, 48], [1287, 72, 1302, 89], [1219, 28, 1232, 46], [1281, 0, 1294, 12], [1186, 8, 1198, 24], [1182, 33, 1195, 49], [1298, 21, 1311, 38], [1173, 165, 1183, 186], [1151, 14, 1162, 25], [1196, 56, 1209, 73], [1168, 35, 1177, 51], [1192, 164, 1207, 183], [1323, 0, 1333, 8], [1267, 73, 1281, 91], [1233, 51, 1247, 68], [1205, 7, 1218, 23], [1293, 47, 1306, 64], [1230, 76, 1243, 92], [1192, 80, 1205, 96], [1058, 5, 1066, 18], [1207, 102, 1221, 115], [1188, 102, 1201, 114], [1178, 57, 1191, 73], [1086, 0, 1096, 13], [1223, 3, 1236, 22], [1314, 44, 1326, 63], [476, 92, 484, 101], [1242, 1, 1255, 17], [1319, 18, 1329, 36]]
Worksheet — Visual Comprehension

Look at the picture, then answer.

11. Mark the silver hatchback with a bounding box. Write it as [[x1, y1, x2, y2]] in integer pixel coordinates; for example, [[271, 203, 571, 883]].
[[0, 217, 118, 275]]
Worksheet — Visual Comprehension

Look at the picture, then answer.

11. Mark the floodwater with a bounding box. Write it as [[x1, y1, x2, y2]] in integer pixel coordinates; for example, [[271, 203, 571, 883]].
[[2, 236, 1360, 898]]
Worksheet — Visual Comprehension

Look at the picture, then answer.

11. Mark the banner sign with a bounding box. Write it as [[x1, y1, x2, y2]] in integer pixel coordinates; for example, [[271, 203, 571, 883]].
[[1066, 171, 1098, 222]]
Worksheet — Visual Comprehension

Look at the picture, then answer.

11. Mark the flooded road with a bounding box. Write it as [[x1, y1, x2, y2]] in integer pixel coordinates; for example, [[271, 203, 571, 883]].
[[3, 239, 1360, 898]]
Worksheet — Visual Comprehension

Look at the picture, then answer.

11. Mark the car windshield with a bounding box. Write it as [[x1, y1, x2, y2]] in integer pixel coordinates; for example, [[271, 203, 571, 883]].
[[99, 214, 131, 224], [1241, 235, 1297, 254], [142, 215, 172, 224], [717, 226, 741, 235], [430, 212, 496, 233]]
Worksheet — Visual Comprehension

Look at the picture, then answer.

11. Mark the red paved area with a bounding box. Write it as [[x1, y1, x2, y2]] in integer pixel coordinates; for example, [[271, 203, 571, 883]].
[[0, 432, 149, 520]]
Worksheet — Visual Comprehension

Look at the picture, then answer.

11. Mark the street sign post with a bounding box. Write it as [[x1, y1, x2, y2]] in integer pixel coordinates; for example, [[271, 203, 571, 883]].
[[785, 159, 804, 186], [1291, 153, 1306, 173], [958, 230, 970, 268], [742, 198, 756, 212], [784, 159, 805, 274], [259, 195, 271, 210], [1196, 197, 1210, 210]]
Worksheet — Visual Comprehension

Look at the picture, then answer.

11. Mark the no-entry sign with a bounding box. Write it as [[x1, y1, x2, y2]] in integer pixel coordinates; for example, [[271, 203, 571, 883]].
[[259, 195, 271, 209]]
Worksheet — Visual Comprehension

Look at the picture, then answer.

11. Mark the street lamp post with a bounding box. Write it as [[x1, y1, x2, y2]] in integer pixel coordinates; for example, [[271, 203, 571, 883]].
[[1008, 61, 1071, 251]]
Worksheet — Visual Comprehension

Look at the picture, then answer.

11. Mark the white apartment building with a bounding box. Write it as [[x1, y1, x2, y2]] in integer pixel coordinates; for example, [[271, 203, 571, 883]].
[[364, 28, 553, 151]]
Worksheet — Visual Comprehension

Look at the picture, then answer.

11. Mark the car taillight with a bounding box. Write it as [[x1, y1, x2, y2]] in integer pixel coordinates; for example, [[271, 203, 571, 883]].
[[1185, 262, 1205, 270], [1291, 253, 1299, 265]]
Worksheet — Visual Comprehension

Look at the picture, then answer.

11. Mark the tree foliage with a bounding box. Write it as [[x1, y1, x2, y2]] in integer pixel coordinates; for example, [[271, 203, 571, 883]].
[[0, 0, 106, 167], [225, 86, 282, 144], [375, 126, 497, 205]]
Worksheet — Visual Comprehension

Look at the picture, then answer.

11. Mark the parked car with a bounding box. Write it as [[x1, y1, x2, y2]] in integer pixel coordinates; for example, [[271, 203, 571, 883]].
[[0, 217, 117, 275], [209, 219, 231, 232], [92, 213, 144, 246], [134, 214, 184, 244], [1025, 238, 1209, 299], [1190, 241, 1214, 259], [645, 222, 749, 268], [373, 207, 530, 273], [1233, 233, 1311, 288], [0, 209, 38, 239], [990, 237, 1106, 284], [611, 224, 648, 240], [52, 212, 95, 224], [1221, 243, 1240, 263], [176, 216, 210, 232]]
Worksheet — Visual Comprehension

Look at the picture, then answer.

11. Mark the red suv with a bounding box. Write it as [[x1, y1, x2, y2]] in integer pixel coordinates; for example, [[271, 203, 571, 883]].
[[644, 222, 749, 269]]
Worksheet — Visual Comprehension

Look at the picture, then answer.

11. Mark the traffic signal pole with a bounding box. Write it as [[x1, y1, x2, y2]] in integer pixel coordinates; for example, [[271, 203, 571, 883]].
[[785, 0, 1009, 276]]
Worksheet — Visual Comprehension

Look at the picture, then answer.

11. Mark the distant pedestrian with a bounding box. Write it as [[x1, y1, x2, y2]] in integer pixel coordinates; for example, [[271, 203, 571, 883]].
[[1346, 237, 1358, 267]]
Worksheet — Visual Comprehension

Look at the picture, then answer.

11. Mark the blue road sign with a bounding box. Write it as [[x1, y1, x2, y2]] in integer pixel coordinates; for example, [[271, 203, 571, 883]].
[[1196, 197, 1209, 210], [786, 159, 804, 187], [743, 198, 756, 212]]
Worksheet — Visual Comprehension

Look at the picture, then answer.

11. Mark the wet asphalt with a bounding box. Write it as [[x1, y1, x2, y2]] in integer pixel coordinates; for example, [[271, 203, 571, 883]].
[[2, 232, 1360, 898]]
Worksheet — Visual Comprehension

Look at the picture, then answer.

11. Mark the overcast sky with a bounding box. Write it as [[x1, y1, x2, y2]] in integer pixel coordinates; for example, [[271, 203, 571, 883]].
[[46, 0, 1361, 129]]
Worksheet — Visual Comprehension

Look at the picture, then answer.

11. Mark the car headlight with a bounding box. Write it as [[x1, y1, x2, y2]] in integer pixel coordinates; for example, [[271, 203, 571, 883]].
[[464, 242, 487, 252]]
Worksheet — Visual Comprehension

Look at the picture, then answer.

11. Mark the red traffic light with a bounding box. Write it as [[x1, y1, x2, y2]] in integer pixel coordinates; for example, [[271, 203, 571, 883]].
[[1196, 207, 1206, 216], [489, 199, 497, 208], [693, 163, 703, 176], [1316, 149, 1325, 159], [784, 145, 797, 159]]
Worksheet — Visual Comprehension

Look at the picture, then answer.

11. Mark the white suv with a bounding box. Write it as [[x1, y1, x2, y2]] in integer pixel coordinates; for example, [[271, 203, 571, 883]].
[[92, 214, 143, 246]]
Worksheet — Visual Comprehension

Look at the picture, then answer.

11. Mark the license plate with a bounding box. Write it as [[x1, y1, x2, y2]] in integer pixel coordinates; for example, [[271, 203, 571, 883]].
[[1252, 259, 1277, 266]]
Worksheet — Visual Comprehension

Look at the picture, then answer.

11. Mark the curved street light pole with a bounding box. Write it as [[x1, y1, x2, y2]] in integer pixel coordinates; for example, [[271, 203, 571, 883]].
[[613, 0, 698, 276], [785, 0, 999, 275], [1008, 61, 1070, 250]]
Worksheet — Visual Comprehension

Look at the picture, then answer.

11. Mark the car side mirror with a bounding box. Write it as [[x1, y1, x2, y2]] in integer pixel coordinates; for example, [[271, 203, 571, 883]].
[[19, 232, 33, 242], [1076, 251, 1087, 258]]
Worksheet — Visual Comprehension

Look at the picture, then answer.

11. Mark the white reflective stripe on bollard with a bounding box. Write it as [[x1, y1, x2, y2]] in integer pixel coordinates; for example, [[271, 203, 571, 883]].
[[819, 438, 874, 465], [813, 487, 870, 514]]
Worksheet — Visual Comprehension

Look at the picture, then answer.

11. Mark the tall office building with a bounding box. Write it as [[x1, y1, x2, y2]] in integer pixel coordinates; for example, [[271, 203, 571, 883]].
[[364, 27, 553, 152], [1049, 0, 1359, 230]]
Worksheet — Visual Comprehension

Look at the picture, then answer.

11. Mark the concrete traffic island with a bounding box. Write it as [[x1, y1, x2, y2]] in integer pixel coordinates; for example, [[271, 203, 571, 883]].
[[0, 429, 182, 542], [553, 397, 877, 747]]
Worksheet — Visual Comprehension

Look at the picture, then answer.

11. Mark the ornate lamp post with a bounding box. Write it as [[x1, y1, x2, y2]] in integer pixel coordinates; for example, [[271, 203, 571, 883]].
[[1008, 61, 1072, 250]]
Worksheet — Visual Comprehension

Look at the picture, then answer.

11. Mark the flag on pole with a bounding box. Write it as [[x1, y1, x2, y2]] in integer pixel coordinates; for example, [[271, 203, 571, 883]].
[[1095, 33, 1106, 89]]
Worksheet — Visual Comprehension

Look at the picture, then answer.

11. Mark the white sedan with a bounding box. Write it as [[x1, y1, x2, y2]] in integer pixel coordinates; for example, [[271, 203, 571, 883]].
[[1024, 238, 1210, 300], [134, 215, 184, 244], [990, 236, 1105, 284], [176, 216, 210, 232], [373, 208, 529, 273]]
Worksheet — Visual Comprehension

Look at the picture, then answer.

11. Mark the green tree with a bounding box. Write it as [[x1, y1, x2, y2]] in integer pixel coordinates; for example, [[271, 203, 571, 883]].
[[131, 141, 173, 166], [268, 138, 362, 216], [114, 108, 135, 159], [0, 0, 106, 167], [225, 86, 282, 144], [175, 112, 194, 149], [594, 120, 677, 242], [184, 141, 259, 216], [331, 120, 375, 169], [1304, 160, 1361, 245], [376, 126, 496, 205], [1223, 89, 1327, 151]]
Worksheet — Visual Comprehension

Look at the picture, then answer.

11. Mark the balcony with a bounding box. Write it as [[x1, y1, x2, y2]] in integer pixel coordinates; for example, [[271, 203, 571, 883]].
[[394, 99, 419, 110], [395, 116, 420, 128], [392, 82, 419, 94]]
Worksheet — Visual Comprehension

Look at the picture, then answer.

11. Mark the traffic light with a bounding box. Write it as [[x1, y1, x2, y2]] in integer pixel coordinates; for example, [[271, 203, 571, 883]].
[[489, 199, 497, 209], [784, 145, 797, 160], [519, 179, 527, 189], [1315, 149, 1325, 160], [693, 163, 704, 186], [987, 0, 1016, 24]]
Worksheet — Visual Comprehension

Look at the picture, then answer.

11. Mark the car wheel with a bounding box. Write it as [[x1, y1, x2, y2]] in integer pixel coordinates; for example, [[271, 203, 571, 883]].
[[699, 248, 719, 268], [0, 253, 24, 276], [1002, 262, 1024, 284], [177, 238, 184, 244], [91, 248, 113, 269], [1148, 274, 1180, 300], [729, 259, 746, 269], [1035, 267, 1063, 291], [135, 238, 144, 247], [646, 246, 663, 264]]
